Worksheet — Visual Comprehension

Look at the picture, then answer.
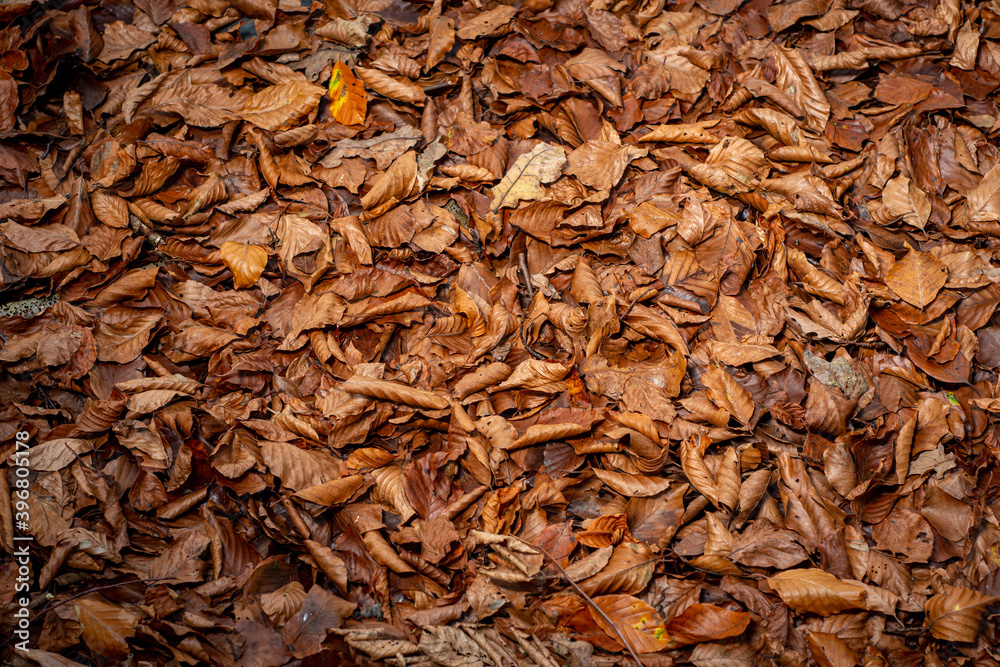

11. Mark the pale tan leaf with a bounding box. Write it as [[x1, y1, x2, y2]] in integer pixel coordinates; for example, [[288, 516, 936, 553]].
[[371, 463, 417, 521], [496, 359, 571, 390], [715, 447, 741, 511], [510, 423, 590, 449], [592, 468, 671, 497], [426, 17, 455, 70], [490, 143, 567, 213], [455, 5, 516, 39], [90, 189, 129, 228], [563, 545, 614, 582], [261, 441, 341, 492], [125, 389, 188, 413], [362, 530, 415, 574], [966, 164, 1000, 222], [315, 15, 373, 47], [293, 474, 364, 506], [702, 366, 754, 427], [360, 151, 419, 218], [709, 341, 780, 365], [16, 438, 93, 472], [355, 67, 425, 105], [98, 21, 155, 63], [680, 436, 719, 506], [768, 43, 830, 132], [636, 121, 720, 144], [882, 176, 931, 228], [578, 542, 656, 596], [565, 140, 647, 191], [304, 539, 349, 593], [689, 137, 768, 195]]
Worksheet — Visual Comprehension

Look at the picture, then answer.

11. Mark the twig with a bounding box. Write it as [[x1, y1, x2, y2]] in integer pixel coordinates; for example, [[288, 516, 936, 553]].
[[621, 286, 658, 321], [522, 540, 644, 667], [517, 251, 546, 359], [0, 577, 173, 650], [34, 577, 174, 620], [518, 252, 534, 300]]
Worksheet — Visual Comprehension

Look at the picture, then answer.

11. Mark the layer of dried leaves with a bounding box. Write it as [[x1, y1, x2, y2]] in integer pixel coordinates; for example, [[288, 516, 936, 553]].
[[2, 0, 1000, 664]]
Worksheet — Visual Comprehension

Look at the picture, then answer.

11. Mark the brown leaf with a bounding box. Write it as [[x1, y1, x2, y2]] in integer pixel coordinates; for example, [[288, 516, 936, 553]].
[[924, 585, 998, 642], [73, 597, 140, 659], [241, 81, 326, 132], [885, 249, 948, 309], [766, 569, 869, 616], [566, 140, 647, 191], [283, 586, 356, 659]]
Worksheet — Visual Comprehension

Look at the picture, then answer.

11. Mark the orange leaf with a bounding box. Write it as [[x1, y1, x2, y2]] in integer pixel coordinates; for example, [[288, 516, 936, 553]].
[[590, 594, 671, 653], [219, 241, 268, 289], [663, 603, 750, 648], [328, 62, 367, 126]]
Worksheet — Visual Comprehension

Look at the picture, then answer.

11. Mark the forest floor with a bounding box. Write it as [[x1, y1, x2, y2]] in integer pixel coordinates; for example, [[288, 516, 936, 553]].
[[2, 0, 1000, 665]]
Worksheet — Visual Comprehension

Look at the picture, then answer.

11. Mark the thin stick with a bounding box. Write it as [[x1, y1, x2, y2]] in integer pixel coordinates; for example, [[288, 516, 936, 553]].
[[517, 253, 546, 360], [524, 540, 644, 667], [620, 286, 658, 321], [0, 577, 173, 650], [518, 252, 534, 300]]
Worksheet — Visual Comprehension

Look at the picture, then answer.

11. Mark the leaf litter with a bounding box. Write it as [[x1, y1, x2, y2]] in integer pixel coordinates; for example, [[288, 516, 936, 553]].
[[1, 0, 1000, 665]]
